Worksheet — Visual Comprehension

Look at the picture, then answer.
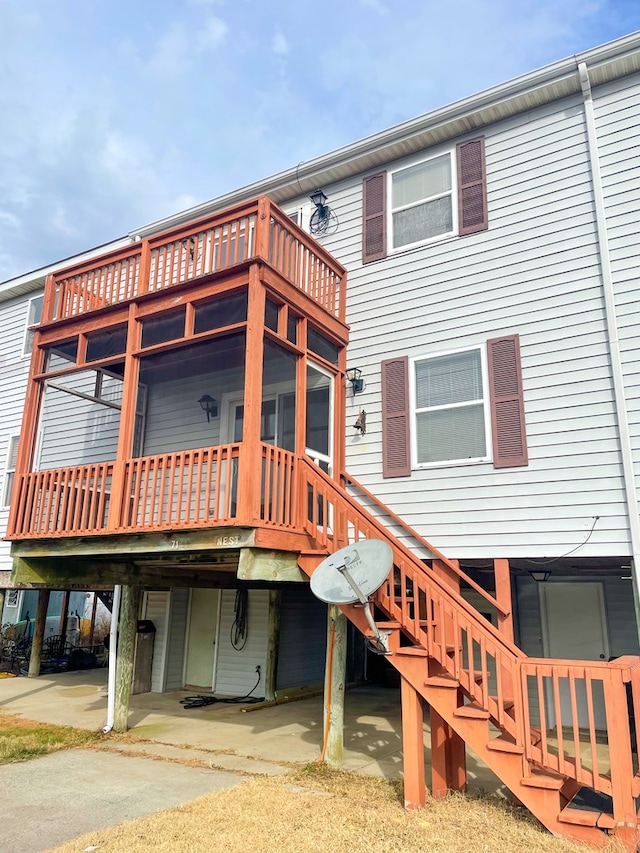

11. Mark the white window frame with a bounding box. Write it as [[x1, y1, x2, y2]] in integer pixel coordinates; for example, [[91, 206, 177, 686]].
[[285, 204, 311, 233], [388, 150, 458, 253], [22, 294, 44, 357], [2, 434, 20, 509], [409, 345, 491, 469], [5, 589, 21, 610]]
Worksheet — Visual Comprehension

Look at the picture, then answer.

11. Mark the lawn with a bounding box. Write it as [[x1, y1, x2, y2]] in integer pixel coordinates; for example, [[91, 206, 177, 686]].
[[0, 709, 98, 764]]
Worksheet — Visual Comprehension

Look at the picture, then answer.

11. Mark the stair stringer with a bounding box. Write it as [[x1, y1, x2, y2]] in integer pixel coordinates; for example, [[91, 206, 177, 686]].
[[338, 605, 605, 848], [297, 462, 640, 849]]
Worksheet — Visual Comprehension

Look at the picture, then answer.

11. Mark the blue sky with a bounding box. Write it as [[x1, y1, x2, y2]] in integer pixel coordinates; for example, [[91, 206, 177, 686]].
[[0, 0, 637, 281]]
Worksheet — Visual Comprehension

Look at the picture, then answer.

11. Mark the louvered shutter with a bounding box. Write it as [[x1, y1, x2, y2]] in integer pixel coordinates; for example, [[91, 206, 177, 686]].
[[381, 357, 411, 477], [362, 172, 387, 263], [457, 137, 488, 235], [487, 335, 528, 468]]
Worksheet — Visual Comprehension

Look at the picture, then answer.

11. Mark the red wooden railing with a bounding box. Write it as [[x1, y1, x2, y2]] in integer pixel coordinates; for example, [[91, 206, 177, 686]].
[[117, 444, 240, 530], [298, 457, 640, 807], [260, 444, 296, 528], [43, 198, 345, 324], [9, 463, 114, 537]]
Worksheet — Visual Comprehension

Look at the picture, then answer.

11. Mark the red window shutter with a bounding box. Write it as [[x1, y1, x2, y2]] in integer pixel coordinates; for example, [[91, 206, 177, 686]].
[[457, 137, 488, 235], [362, 172, 387, 264], [381, 356, 411, 478], [487, 335, 528, 468]]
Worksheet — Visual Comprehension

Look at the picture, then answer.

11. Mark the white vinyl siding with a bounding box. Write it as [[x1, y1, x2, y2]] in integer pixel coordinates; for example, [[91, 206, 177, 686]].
[[411, 348, 489, 466], [144, 592, 170, 693], [165, 589, 189, 690], [390, 152, 455, 250], [323, 92, 632, 558], [214, 589, 268, 698]]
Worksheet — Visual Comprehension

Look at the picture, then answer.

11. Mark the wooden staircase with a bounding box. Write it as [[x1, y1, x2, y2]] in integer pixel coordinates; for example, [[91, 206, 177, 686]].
[[297, 458, 640, 851]]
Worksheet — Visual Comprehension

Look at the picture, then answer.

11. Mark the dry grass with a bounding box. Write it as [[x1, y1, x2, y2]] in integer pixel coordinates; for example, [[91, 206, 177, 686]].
[[0, 709, 98, 764], [46, 764, 626, 853]]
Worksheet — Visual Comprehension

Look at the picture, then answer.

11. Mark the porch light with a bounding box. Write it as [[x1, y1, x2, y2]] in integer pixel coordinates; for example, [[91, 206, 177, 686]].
[[309, 188, 329, 216], [346, 367, 364, 394], [529, 569, 551, 582], [198, 394, 218, 422]]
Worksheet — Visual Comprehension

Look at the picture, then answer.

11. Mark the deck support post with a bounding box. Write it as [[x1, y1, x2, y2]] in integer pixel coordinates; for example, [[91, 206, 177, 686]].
[[322, 604, 347, 767], [28, 589, 50, 677], [429, 706, 467, 797], [264, 590, 282, 702], [400, 674, 426, 809], [114, 582, 142, 733]]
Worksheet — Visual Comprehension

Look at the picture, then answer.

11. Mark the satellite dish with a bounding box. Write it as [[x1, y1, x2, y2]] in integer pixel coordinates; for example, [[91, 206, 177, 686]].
[[310, 539, 393, 654]]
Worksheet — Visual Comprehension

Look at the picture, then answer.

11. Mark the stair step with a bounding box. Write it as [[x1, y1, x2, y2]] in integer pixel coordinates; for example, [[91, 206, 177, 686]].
[[557, 806, 615, 829], [375, 621, 401, 630], [521, 769, 565, 791], [395, 645, 428, 657], [453, 702, 490, 720], [487, 734, 524, 755], [424, 675, 459, 689]]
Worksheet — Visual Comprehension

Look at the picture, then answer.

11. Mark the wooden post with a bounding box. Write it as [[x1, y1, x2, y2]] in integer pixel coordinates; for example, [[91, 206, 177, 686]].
[[401, 674, 426, 809], [114, 583, 142, 733], [0, 589, 5, 623], [28, 589, 50, 678], [431, 559, 467, 793], [322, 604, 347, 767], [264, 590, 282, 702], [494, 558, 514, 642]]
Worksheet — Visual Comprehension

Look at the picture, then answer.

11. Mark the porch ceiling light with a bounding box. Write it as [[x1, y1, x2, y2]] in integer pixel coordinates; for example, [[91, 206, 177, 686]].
[[198, 394, 218, 422], [529, 569, 551, 582], [346, 367, 364, 394]]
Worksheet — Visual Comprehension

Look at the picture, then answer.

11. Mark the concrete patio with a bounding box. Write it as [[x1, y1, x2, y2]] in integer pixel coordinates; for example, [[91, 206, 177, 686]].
[[0, 668, 504, 795]]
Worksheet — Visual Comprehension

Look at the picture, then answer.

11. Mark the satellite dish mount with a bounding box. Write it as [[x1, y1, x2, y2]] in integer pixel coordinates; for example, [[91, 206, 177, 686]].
[[310, 539, 394, 656]]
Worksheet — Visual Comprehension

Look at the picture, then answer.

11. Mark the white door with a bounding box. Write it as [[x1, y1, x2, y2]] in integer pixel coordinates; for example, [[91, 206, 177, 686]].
[[539, 582, 609, 729], [184, 589, 219, 689]]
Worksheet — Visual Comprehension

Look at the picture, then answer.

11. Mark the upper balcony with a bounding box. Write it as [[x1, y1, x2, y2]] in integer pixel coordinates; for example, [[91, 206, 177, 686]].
[[7, 197, 349, 562], [42, 197, 345, 327]]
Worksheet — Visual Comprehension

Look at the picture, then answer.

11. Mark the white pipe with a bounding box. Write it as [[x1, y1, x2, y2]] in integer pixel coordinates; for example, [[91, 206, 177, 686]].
[[578, 62, 640, 634], [102, 585, 122, 734]]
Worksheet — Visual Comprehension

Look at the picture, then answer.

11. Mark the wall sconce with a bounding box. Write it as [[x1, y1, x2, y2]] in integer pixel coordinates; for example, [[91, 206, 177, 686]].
[[353, 410, 366, 435], [198, 394, 218, 422], [346, 367, 364, 394], [309, 188, 329, 217], [529, 569, 551, 582]]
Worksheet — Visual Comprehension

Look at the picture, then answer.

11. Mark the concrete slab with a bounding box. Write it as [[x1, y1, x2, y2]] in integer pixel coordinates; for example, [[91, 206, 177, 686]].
[[0, 748, 243, 853]]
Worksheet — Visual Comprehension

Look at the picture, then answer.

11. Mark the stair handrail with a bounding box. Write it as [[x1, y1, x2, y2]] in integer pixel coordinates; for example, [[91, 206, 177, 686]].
[[341, 470, 508, 617], [301, 458, 523, 659]]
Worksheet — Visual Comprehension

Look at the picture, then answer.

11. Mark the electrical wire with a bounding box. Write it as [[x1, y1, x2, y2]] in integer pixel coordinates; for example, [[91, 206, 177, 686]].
[[230, 588, 248, 650], [522, 516, 601, 566]]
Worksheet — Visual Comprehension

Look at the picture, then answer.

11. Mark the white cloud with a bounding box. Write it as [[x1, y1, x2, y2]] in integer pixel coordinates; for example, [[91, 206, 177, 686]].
[[272, 32, 289, 56], [146, 16, 228, 79], [358, 0, 389, 15]]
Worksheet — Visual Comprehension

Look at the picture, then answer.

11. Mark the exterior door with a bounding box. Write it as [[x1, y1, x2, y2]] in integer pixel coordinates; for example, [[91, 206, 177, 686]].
[[539, 582, 609, 729], [184, 589, 219, 689]]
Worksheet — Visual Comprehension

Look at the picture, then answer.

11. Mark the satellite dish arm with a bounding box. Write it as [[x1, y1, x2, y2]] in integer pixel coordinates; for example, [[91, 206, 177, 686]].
[[336, 564, 391, 655]]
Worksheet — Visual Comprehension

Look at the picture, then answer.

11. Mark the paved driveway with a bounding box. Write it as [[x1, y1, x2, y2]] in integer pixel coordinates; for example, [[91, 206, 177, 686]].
[[0, 749, 243, 853]]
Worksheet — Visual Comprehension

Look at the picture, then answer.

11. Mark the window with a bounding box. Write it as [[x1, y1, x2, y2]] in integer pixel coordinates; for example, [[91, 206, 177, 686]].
[[285, 205, 309, 232], [2, 435, 19, 508], [362, 137, 487, 264], [23, 294, 43, 356], [411, 348, 489, 466], [381, 335, 527, 476], [5, 589, 20, 609], [390, 153, 454, 249]]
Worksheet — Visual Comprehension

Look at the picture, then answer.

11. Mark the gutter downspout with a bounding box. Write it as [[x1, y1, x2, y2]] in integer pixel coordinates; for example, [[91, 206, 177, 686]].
[[102, 584, 122, 734], [578, 61, 640, 638]]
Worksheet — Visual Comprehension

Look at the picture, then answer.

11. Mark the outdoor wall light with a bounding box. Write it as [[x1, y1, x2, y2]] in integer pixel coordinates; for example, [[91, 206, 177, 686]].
[[529, 569, 551, 582], [353, 410, 366, 435], [198, 394, 218, 422], [346, 367, 364, 394], [309, 188, 329, 217]]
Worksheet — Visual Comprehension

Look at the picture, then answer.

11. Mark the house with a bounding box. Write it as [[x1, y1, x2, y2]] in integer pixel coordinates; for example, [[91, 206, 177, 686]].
[[2, 30, 640, 848]]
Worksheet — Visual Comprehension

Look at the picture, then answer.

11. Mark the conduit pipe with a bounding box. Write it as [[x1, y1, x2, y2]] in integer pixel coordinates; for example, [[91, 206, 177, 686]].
[[102, 584, 122, 734], [578, 61, 640, 637]]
